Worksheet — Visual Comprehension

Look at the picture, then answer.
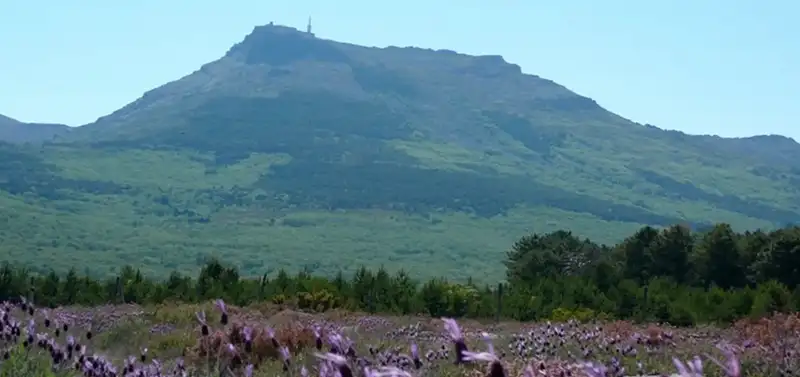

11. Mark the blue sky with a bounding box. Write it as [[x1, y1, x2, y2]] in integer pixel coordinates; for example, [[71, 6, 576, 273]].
[[1, 1, 797, 139]]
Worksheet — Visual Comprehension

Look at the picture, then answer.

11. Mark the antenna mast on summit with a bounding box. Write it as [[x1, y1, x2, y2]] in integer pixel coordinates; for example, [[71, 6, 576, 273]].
[[306, 16, 312, 34]]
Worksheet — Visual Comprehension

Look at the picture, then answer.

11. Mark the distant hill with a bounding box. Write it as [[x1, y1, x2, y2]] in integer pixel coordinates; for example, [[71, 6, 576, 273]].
[[0, 114, 70, 143], [2, 24, 798, 280]]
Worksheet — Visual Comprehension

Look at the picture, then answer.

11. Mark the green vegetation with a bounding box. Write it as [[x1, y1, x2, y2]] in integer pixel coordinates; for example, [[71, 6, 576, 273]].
[[1, 24, 799, 279], [3, 223, 800, 325], [0, 114, 69, 143]]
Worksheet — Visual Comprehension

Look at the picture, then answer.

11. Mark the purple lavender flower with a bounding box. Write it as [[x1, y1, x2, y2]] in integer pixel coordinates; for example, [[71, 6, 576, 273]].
[[462, 350, 504, 377], [195, 310, 209, 336], [673, 356, 703, 377], [522, 364, 536, 377], [481, 331, 495, 355], [314, 325, 323, 350], [215, 299, 228, 325], [328, 332, 344, 354], [410, 342, 422, 369], [441, 317, 469, 364], [242, 326, 253, 352], [280, 346, 291, 371], [227, 343, 242, 368], [315, 352, 353, 377], [371, 366, 413, 377], [706, 345, 741, 377], [460, 331, 504, 377], [581, 362, 609, 377], [265, 326, 280, 348], [175, 358, 185, 373]]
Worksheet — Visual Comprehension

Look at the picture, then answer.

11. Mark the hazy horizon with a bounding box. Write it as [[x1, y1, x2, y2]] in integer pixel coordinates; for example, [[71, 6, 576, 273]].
[[1, 1, 797, 139]]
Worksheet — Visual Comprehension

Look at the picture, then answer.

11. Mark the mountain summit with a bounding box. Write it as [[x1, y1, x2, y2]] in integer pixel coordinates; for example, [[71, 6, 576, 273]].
[[2, 24, 799, 279]]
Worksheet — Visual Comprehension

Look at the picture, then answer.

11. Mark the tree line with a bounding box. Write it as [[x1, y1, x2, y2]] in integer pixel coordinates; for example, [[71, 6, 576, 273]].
[[1, 223, 799, 326]]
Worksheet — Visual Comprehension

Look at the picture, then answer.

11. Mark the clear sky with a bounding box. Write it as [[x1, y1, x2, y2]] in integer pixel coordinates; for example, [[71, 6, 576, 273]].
[[1, 1, 797, 139]]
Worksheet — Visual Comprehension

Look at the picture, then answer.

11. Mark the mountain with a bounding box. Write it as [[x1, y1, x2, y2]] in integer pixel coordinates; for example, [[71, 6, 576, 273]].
[[2, 24, 799, 280], [0, 114, 70, 143]]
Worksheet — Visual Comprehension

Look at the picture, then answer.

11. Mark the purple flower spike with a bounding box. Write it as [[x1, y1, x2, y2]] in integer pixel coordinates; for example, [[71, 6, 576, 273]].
[[523, 364, 535, 377], [372, 367, 413, 377], [315, 352, 346, 365], [215, 299, 227, 313], [227, 342, 243, 368], [706, 345, 741, 377], [215, 299, 229, 325], [314, 326, 323, 350], [265, 326, 279, 347], [581, 362, 608, 377], [280, 347, 292, 371], [242, 326, 254, 352], [441, 318, 463, 341], [195, 311, 206, 325], [328, 332, 344, 353], [196, 311, 209, 336], [674, 356, 703, 377], [481, 331, 496, 355], [315, 352, 353, 377], [461, 351, 498, 363], [441, 318, 468, 364], [410, 342, 422, 369]]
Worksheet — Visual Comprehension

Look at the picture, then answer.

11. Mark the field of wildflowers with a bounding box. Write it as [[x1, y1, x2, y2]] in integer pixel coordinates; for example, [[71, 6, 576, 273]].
[[2, 298, 797, 377]]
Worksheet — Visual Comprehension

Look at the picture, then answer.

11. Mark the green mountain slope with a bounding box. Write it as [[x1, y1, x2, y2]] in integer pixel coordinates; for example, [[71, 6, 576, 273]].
[[0, 114, 70, 143], [2, 24, 798, 280]]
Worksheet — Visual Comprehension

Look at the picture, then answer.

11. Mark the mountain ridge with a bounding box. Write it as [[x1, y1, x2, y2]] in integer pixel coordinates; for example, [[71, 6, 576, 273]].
[[0, 113, 70, 143], [1, 23, 798, 279]]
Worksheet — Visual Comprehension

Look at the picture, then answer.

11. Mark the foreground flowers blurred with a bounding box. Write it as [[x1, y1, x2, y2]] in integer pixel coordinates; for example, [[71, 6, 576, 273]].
[[0, 298, 784, 377]]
